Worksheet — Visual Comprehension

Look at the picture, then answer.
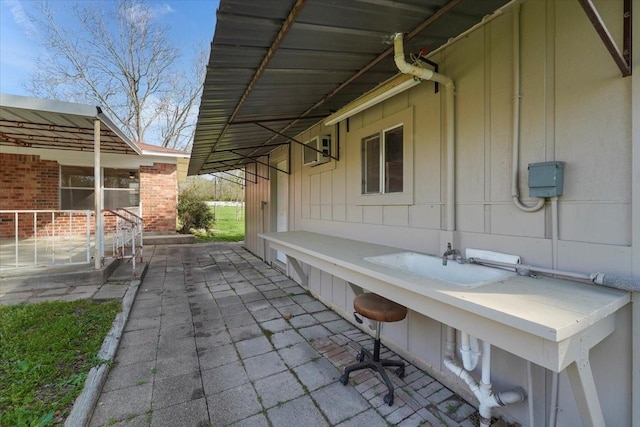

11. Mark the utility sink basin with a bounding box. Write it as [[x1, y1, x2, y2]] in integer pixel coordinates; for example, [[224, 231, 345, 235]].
[[364, 252, 516, 288]]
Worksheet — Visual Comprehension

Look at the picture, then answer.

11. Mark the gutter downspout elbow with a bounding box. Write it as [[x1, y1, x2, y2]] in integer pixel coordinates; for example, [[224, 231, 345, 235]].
[[393, 33, 453, 88], [393, 33, 456, 231]]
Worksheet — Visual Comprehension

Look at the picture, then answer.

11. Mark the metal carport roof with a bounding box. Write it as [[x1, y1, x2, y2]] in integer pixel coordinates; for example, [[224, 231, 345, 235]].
[[189, 0, 513, 176], [0, 94, 140, 154], [190, 0, 632, 176]]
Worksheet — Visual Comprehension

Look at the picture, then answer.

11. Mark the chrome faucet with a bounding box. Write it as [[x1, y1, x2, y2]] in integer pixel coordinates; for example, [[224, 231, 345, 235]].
[[442, 242, 460, 266]]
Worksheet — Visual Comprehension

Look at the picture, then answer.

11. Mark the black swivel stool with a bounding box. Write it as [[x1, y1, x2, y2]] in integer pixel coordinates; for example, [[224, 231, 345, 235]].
[[339, 293, 408, 405]]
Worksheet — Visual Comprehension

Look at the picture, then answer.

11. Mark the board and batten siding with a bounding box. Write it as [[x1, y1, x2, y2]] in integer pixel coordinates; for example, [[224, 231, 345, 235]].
[[244, 1, 636, 425]]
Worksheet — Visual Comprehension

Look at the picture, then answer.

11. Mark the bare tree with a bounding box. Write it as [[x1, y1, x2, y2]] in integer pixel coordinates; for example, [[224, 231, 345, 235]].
[[25, 0, 204, 149]]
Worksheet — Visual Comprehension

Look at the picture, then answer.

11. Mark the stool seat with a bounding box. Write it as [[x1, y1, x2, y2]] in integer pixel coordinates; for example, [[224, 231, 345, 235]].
[[339, 292, 408, 406], [354, 293, 407, 323]]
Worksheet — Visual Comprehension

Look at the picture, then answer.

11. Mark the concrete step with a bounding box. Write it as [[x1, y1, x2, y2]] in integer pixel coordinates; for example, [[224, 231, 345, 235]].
[[143, 234, 195, 245], [0, 258, 121, 289]]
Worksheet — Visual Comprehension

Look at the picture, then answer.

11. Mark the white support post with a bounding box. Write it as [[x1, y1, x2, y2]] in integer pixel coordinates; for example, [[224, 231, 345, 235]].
[[94, 119, 102, 270], [286, 255, 308, 287], [34, 212, 38, 265], [565, 357, 606, 427], [631, 4, 639, 426]]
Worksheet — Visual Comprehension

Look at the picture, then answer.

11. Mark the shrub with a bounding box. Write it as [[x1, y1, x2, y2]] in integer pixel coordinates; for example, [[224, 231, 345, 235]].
[[177, 191, 213, 233]]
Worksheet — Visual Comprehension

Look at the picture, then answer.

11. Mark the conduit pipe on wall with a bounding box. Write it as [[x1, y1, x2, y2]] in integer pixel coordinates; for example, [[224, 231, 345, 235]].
[[468, 257, 640, 292], [511, 1, 545, 212], [444, 327, 526, 427], [393, 33, 457, 231]]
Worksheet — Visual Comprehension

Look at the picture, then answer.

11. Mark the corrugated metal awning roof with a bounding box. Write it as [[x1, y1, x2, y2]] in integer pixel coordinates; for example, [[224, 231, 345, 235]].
[[190, 0, 512, 176], [0, 94, 140, 154]]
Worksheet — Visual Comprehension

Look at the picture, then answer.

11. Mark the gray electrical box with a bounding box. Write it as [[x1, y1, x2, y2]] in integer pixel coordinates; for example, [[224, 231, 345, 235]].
[[528, 161, 565, 197]]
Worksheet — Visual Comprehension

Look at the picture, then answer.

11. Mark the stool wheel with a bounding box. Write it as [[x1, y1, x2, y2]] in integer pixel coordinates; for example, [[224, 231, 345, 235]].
[[339, 373, 349, 386], [356, 352, 365, 362], [395, 367, 405, 378], [383, 393, 394, 406]]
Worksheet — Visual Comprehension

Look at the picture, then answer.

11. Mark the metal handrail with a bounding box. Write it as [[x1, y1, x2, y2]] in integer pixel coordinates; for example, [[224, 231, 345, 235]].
[[103, 208, 143, 277], [0, 209, 93, 269]]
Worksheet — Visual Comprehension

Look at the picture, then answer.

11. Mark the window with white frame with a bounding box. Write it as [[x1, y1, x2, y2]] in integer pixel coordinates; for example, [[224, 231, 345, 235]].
[[60, 166, 139, 210], [351, 106, 413, 206], [361, 125, 403, 195]]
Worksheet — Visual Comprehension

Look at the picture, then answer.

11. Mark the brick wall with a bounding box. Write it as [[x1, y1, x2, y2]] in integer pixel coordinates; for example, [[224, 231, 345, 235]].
[[1, 154, 178, 237], [140, 163, 177, 234], [0, 153, 60, 237]]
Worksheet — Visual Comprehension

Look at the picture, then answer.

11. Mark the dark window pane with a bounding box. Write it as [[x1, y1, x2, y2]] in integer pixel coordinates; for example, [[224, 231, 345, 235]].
[[61, 166, 94, 188], [384, 126, 403, 193], [104, 190, 139, 210], [304, 139, 318, 165], [361, 134, 380, 194], [61, 189, 94, 209], [104, 169, 138, 188]]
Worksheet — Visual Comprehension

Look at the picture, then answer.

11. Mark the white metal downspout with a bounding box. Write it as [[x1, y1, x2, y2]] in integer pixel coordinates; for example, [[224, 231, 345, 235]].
[[511, 2, 544, 212], [393, 33, 456, 231]]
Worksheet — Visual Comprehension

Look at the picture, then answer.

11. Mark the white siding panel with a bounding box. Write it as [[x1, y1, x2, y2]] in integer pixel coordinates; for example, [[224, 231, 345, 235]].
[[362, 205, 383, 225], [320, 171, 332, 205], [554, 2, 631, 203], [383, 205, 409, 227], [310, 173, 321, 205], [449, 27, 486, 203], [407, 311, 442, 367], [301, 203, 310, 220], [331, 157, 346, 205], [490, 203, 545, 238], [301, 169, 310, 219], [321, 205, 332, 221], [409, 204, 441, 229], [490, 13, 520, 204], [332, 277, 347, 312], [558, 240, 632, 276], [310, 205, 321, 219], [332, 204, 346, 222], [320, 270, 332, 301], [346, 204, 363, 223], [383, 317, 408, 350], [412, 81, 442, 205], [309, 267, 321, 295], [456, 203, 485, 233], [559, 203, 631, 245]]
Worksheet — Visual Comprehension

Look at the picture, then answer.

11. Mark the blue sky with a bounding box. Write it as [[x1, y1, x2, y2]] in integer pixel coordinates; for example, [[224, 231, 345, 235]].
[[0, 0, 219, 96]]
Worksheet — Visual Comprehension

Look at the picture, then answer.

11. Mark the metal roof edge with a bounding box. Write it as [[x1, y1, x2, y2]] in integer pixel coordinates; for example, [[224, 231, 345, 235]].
[[95, 108, 141, 155], [1, 93, 99, 117], [1, 93, 141, 155]]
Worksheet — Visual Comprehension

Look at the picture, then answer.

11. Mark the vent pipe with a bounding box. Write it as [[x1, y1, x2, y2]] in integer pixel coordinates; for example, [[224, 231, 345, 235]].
[[393, 33, 457, 231]]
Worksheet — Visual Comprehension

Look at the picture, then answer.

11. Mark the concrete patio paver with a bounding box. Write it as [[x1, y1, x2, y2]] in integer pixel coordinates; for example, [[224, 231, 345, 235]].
[[83, 242, 480, 426]]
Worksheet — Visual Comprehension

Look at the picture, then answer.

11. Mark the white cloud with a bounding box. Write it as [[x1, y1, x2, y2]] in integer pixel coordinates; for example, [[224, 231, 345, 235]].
[[3, 0, 37, 38], [0, 0, 39, 94], [155, 4, 174, 16], [122, 2, 174, 30]]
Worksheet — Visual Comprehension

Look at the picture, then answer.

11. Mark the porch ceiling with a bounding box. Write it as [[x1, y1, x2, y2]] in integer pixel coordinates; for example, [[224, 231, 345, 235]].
[[189, 0, 512, 176], [0, 94, 140, 155]]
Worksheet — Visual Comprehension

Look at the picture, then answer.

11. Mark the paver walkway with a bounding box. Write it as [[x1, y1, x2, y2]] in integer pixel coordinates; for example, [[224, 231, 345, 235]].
[[89, 242, 478, 426]]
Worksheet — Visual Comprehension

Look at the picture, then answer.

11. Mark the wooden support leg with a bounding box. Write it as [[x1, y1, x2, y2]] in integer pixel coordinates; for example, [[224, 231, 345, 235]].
[[565, 357, 606, 427], [286, 255, 308, 287]]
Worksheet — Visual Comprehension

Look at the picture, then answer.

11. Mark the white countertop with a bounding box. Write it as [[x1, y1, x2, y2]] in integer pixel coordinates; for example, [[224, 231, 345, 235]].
[[260, 231, 630, 344]]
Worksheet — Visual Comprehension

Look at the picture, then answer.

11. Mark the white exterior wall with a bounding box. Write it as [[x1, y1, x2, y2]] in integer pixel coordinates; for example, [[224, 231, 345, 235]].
[[244, 1, 637, 425]]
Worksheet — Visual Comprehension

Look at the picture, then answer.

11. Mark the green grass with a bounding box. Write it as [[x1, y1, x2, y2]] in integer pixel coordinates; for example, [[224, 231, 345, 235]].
[[192, 205, 245, 242], [0, 299, 121, 427]]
